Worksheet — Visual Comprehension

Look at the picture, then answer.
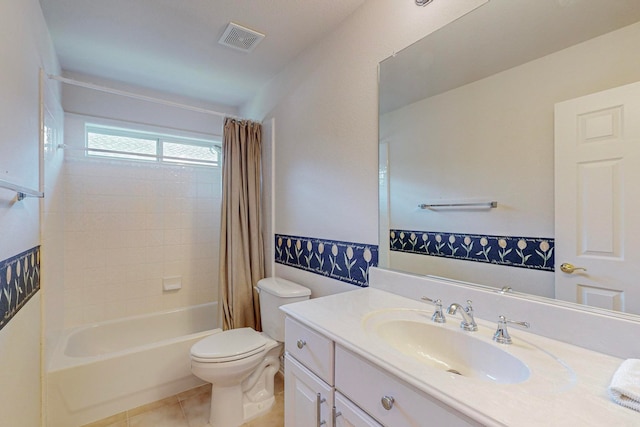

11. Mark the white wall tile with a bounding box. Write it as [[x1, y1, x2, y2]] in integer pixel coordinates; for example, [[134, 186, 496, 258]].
[[61, 154, 221, 326]]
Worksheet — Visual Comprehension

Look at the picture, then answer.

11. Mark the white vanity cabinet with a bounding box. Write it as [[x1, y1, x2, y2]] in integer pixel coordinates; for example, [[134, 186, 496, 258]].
[[285, 316, 479, 427], [282, 285, 640, 426], [335, 345, 481, 427], [334, 392, 382, 427], [284, 317, 335, 427], [285, 354, 334, 427]]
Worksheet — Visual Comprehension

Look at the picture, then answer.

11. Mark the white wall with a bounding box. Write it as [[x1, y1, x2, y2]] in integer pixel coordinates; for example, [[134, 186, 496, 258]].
[[381, 21, 640, 296], [242, 0, 488, 296], [59, 83, 235, 327], [0, 0, 60, 425]]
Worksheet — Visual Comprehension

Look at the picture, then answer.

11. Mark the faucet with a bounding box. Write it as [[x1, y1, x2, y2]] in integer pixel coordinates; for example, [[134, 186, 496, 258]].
[[493, 315, 530, 344], [420, 296, 446, 323], [446, 300, 478, 331]]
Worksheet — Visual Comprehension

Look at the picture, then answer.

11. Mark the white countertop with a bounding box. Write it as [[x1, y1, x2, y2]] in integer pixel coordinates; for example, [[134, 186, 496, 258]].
[[281, 287, 640, 426]]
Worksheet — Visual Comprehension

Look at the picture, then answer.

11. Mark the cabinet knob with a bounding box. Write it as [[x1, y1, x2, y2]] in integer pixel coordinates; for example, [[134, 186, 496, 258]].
[[297, 339, 306, 349], [381, 395, 395, 410]]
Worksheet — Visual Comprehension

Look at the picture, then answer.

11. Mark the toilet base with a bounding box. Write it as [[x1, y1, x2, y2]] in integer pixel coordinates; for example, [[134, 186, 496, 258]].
[[206, 381, 277, 427], [209, 383, 244, 427], [202, 343, 282, 427], [243, 394, 276, 423]]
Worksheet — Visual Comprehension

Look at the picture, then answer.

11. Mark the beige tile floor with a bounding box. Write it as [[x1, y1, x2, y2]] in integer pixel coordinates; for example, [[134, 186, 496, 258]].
[[83, 373, 284, 427]]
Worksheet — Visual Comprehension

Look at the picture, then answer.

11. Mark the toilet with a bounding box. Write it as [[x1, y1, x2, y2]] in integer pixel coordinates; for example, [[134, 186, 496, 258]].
[[190, 277, 311, 427]]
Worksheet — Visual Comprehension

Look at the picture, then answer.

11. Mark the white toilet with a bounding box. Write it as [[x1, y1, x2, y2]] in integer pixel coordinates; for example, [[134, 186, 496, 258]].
[[190, 277, 310, 427]]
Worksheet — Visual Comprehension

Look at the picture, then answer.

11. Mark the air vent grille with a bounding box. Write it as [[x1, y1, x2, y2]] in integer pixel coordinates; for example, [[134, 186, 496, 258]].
[[218, 22, 265, 53]]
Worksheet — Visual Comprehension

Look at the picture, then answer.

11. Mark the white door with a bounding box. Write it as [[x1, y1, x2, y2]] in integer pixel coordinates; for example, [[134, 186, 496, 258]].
[[285, 354, 334, 427], [555, 81, 640, 314]]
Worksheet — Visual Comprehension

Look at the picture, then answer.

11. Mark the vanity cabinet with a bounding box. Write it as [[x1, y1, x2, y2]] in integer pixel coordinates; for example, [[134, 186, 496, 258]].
[[285, 317, 479, 427], [334, 392, 382, 427], [335, 345, 480, 427], [284, 317, 335, 427], [285, 354, 334, 427], [284, 317, 334, 384]]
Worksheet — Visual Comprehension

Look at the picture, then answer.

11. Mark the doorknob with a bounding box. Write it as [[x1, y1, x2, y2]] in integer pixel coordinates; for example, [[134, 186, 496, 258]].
[[560, 263, 587, 274]]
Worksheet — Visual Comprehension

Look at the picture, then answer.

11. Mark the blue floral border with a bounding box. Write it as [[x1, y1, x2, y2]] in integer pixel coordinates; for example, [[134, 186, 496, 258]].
[[0, 246, 41, 332], [390, 229, 554, 272], [274, 234, 378, 287]]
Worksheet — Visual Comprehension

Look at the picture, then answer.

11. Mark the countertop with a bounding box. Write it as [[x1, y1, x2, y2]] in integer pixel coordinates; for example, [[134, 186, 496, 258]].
[[281, 287, 640, 426]]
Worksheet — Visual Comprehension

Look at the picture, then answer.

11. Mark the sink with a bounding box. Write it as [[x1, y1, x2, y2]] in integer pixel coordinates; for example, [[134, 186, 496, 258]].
[[363, 309, 530, 384]]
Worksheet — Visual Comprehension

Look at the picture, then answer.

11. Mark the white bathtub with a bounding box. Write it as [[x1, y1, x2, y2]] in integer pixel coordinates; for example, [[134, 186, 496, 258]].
[[47, 302, 220, 427]]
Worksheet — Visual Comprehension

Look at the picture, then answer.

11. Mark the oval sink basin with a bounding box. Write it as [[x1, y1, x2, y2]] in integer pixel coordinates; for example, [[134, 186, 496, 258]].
[[365, 312, 530, 384]]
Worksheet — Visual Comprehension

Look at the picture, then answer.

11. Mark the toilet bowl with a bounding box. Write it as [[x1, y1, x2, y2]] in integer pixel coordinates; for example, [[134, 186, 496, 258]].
[[190, 277, 311, 427]]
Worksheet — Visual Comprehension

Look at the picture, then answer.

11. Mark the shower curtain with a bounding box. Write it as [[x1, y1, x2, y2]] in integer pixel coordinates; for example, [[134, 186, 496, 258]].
[[219, 117, 265, 331]]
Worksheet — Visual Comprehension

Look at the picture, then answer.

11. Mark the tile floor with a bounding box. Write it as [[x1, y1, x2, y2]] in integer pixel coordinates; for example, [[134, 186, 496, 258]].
[[83, 373, 284, 427]]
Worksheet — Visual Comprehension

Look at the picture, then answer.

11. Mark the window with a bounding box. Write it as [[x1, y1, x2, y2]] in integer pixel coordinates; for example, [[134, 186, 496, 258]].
[[86, 124, 220, 167]]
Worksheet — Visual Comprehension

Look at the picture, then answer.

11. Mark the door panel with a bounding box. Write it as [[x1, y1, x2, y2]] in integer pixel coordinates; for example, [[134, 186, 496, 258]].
[[555, 81, 640, 314]]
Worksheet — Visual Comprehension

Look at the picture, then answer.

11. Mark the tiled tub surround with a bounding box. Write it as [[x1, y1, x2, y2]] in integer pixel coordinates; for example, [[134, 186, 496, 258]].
[[281, 271, 640, 426], [390, 229, 555, 272], [47, 302, 219, 427], [274, 234, 378, 287], [0, 246, 40, 331], [62, 156, 220, 328]]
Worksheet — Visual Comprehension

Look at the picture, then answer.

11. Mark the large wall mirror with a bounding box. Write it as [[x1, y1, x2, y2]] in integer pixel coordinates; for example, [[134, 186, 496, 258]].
[[379, 0, 640, 316]]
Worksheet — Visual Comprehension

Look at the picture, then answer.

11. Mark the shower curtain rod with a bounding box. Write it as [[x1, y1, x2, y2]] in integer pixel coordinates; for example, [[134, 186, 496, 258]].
[[48, 74, 243, 120]]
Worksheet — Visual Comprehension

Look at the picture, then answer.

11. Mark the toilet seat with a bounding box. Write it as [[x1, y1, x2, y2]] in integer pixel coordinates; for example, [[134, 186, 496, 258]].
[[190, 327, 266, 363]]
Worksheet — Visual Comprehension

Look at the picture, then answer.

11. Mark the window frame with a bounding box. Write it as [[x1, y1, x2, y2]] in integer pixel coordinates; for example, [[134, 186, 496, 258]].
[[85, 123, 221, 167]]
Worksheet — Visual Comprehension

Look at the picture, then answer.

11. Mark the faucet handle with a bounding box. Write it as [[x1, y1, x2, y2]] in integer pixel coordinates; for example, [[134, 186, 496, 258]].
[[493, 315, 530, 345], [420, 297, 446, 323], [465, 300, 474, 313], [463, 300, 478, 331]]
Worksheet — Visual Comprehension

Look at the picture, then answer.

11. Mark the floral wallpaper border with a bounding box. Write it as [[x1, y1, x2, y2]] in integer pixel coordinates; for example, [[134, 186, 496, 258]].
[[0, 246, 41, 332], [274, 234, 378, 287], [390, 229, 554, 272]]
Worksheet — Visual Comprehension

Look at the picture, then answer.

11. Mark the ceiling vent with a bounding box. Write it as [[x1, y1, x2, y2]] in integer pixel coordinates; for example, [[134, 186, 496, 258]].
[[218, 22, 265, 53]]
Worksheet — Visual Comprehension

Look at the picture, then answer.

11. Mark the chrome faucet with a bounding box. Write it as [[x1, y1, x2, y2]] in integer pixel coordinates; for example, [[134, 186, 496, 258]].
[[446, 300, 478, 331], [493, 315, 530, 345], [420, 296, 446, 323]]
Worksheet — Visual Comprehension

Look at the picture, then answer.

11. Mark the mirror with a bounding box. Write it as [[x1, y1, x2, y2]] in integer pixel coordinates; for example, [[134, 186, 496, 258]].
[[378, 0, 640, 315]]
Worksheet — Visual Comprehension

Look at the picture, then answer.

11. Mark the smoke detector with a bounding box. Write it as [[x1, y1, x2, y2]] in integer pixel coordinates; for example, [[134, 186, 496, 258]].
[[218, 22, 265, 53]]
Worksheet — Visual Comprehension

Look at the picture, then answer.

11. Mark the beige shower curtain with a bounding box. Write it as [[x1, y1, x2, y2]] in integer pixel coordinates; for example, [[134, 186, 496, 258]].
[[219, 118, 265, 331]]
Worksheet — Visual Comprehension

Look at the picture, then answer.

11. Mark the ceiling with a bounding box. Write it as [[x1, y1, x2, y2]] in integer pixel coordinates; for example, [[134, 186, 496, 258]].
[[39, 0, 366, 109]]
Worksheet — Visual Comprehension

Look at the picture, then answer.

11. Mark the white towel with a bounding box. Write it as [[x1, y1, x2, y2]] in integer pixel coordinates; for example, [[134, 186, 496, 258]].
[[609, 359, 640, 412]]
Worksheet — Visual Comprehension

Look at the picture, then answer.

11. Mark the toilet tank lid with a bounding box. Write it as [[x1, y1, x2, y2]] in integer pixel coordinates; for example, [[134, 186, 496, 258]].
[[257, 277, 311, 298]]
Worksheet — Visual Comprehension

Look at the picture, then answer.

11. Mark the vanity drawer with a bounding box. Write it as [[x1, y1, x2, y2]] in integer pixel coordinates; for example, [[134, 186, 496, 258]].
[[335, 345, 480, 427], [285, 317, 334, 385]]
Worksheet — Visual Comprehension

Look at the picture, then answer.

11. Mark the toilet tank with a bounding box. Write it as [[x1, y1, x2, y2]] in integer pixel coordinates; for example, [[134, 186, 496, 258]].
[[257, 277, 311, 342]]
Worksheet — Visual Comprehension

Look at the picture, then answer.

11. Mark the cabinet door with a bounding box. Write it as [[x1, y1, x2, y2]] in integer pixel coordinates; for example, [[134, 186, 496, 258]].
[[335, 392, 383, 427], [285, 354, 334, 427]]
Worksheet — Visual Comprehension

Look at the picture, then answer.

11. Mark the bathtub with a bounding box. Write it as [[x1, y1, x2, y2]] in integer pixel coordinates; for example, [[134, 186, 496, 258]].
[[47, 302, 220, 427]]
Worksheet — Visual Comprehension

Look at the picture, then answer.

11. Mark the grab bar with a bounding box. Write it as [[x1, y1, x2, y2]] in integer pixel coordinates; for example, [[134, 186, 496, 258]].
[[418, 201, 497, 209], [0, 178, 44, 201]]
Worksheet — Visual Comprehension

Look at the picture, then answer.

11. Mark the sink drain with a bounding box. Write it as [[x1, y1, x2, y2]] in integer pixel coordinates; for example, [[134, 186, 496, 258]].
[[447, 369, 462, 376]]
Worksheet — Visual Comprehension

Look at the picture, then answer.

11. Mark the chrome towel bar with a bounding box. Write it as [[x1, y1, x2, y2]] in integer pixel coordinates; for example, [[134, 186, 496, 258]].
[[0, 178, 44, 201], [418, 201, 497, 209]]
